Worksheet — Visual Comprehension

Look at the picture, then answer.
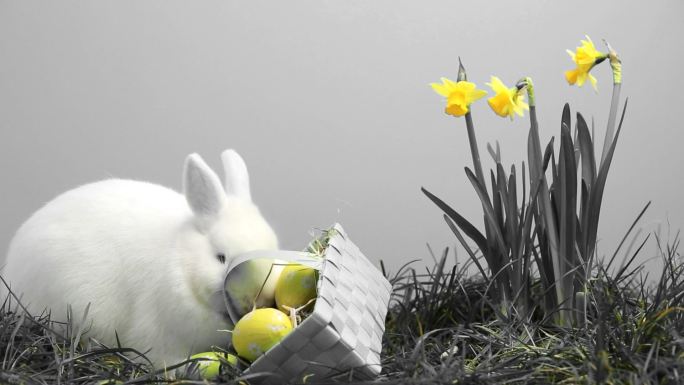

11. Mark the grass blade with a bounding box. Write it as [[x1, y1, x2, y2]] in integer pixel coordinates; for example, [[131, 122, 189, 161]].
[[606, 201, 651, 272]]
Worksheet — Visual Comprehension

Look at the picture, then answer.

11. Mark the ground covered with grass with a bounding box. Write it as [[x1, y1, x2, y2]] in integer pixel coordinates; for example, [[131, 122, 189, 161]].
[[380, 235, 684, 385], [1, 233, 682, 385]]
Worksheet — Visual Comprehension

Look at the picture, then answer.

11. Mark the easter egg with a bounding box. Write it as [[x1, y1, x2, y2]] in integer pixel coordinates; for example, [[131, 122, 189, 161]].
[[275, 264, 318, 313], [224, 258, 284, 322], [189, 352, 238, 380], [232, 308, 292, 362]]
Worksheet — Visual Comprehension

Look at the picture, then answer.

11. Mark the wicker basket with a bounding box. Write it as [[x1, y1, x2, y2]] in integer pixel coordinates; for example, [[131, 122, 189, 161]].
[[223, 223, 392, 384]]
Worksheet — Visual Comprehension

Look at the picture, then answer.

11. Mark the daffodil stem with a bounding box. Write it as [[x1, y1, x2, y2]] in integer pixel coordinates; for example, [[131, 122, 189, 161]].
[[458, 59, 486, 188], [464, 112, 487, 190], [525, 77, 535, 107], [601, 43, 622, 166], [601, 80, 622, 167], [465, 111, 505, 305]]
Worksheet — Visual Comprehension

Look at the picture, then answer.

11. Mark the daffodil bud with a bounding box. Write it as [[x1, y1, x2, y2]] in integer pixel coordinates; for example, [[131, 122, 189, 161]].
[[457, 57, 467, 82]]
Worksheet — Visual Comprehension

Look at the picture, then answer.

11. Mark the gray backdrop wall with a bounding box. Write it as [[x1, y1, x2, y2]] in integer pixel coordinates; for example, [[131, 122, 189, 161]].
[[1, 0, 682, 277]]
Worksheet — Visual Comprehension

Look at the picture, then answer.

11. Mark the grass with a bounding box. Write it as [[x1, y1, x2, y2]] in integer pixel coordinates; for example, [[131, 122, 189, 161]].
[[1, 229, 683, 384], [379, 231, 684, 384]]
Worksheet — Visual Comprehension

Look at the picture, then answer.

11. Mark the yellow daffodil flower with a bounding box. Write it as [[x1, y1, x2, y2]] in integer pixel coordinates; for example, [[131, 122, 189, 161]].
[[431, 78, 487, 117], [486, 76, 529, 120], [565, 35, 607, 90]]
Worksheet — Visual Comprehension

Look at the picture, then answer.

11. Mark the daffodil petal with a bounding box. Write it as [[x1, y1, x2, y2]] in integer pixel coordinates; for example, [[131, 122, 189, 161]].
[[576, 71, 587, 86], [442, 77, 458, 88], [468, 89, 488, 101], [488, 76, 508, 94], [460, 81, 476, 91], [430, 82, 451, 97], [589, 74, 598, 91]]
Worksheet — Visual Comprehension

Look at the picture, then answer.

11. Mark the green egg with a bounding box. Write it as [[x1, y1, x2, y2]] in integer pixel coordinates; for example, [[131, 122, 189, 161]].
[[189, 351, 238, 380]]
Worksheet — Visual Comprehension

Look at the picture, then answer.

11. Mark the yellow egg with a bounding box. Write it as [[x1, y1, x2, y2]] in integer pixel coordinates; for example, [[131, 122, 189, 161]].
[[275, 264, 318, 313], [189, 352, 238, 380], [232, 308, 293, 362], [224, 258, 284, 320]]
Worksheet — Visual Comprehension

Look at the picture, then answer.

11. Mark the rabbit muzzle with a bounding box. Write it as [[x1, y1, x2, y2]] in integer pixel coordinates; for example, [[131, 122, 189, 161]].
[[209, 289, 234, 327]]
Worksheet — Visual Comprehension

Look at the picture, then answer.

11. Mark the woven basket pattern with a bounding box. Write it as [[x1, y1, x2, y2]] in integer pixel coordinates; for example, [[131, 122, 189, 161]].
[[242, 224, 392, 384]]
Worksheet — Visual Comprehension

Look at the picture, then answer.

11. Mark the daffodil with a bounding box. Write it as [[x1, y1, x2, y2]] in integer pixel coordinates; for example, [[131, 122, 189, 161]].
[[486, 76, 529, 120], [565, 36, 607, 90], [431, 78, 487, 117]]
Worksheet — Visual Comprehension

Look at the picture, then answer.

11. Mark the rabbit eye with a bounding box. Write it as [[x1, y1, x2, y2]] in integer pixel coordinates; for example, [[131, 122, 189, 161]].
[[216, 253, 226, 264]]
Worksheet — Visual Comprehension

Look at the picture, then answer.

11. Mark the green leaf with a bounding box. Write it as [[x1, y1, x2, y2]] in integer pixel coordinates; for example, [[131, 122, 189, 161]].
[[422, 187, 488, 255], [491, 170, 505, 242], [465, 167, 508, 261], [561, 103, 571, 135], [507, 165, 520, 260], [542, 137, 555, 173], [559, 123, 578, 294], [520, 180, 542, 260], [578, 180, 590, 258], [576, 113, 596, 260], [521, 161, 527, 211], [528, 106, 565, 320], [585, 99, 629, 259], [443, 215, 490, 285], [487, 141, 502, 164], [576, 112, 597, 188]]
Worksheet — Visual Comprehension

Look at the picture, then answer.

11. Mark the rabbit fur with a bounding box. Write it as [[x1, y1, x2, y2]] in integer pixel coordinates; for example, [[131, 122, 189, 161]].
[[1, 149, 279, 368]]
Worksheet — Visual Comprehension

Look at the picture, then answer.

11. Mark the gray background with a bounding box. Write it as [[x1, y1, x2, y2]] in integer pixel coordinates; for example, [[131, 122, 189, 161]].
[[1, 0, 682, 277]]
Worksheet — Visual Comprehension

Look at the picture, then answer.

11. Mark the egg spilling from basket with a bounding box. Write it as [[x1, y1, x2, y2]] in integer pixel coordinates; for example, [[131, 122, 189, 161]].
[[232, 308, 293, 362], [221, 224, 392, 384]]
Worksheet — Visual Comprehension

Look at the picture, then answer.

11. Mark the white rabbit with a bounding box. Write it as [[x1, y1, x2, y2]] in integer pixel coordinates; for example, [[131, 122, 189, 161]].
[[1, 149, 281, 368]]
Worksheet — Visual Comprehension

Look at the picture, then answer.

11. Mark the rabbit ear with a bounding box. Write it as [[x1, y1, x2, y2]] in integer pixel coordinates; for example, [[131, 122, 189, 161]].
[[183, 153, 225, 220], [220, 149, 252, 201]]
